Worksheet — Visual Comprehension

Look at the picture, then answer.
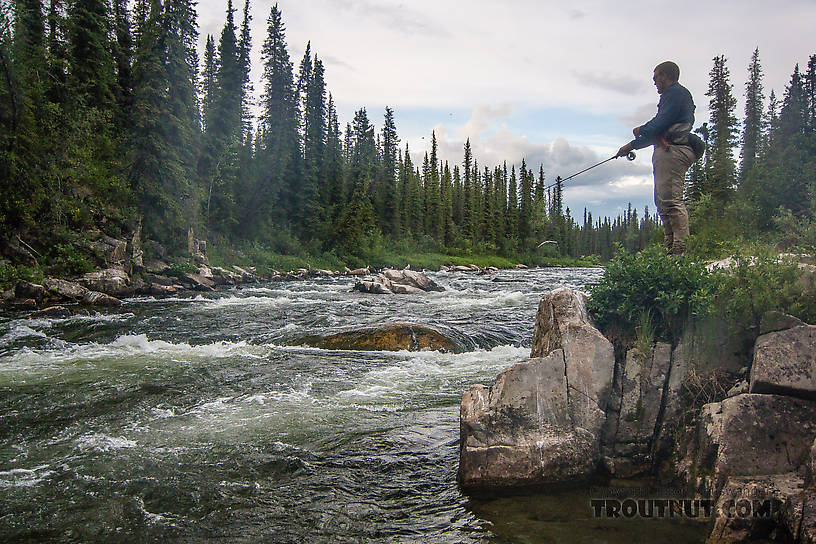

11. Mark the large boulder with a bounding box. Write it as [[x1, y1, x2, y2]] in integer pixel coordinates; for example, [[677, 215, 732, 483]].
[[79, 268, 132, 297], [44, 277, 89, 301], [531, 287, 614, 435], [182, 273, 215, 292], [354, 269, 444, 295], [707, 473, 805, 544], [750, 325, 816, 401], [382, 269, 445, 292], [459, 288, 615, 488], [296, 322, 458, 353], [697, 394, 816, 483], [83, 290, 122, 307], [459, 352, 596, 488]]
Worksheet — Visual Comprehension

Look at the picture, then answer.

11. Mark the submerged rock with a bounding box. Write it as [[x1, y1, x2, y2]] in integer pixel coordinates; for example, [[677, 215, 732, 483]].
[[31, 305, 72, 318], [295, 322, 458, 352]]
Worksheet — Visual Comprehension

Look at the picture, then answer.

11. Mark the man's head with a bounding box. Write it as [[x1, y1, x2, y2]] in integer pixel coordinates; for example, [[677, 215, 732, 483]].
[[653, 61, 680, 94]]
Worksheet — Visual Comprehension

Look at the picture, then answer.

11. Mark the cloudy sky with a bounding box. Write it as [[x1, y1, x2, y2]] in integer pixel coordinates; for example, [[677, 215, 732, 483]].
[[198, 0, 815, 220]]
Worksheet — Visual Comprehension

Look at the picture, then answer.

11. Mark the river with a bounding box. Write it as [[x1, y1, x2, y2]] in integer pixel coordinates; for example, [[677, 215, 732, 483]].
[[0, 268, 710, 543]]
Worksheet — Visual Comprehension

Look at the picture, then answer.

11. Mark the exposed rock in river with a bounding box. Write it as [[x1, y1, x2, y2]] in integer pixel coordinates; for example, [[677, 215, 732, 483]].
[[79, 268, 132, 297], [354, 269, 444, 295], [459, 287, 614, 488], [295, 322, 458, 352], [459, 287, 816, 542]]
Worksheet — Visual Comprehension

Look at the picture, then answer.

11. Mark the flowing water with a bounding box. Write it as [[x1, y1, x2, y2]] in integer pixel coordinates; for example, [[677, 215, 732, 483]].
[[0, 268, 710, 543]]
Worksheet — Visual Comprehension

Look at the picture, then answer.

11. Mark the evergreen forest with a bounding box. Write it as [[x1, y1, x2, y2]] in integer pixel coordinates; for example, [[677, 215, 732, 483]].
[[1, 0, 815, 275]]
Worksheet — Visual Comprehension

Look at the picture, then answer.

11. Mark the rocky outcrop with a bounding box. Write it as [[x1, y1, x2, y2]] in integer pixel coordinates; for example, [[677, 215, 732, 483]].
[[44, 277, 88, 301], [459, 352, 597, 488], [459, 287, 614, 488], [354, 269, 444, 295], [750, 325, 816, 400], [601, 343, 672, 477], [87, 233, 128, 266], [707, 473, 805, 544], [79, 268, 132, 297], [531, 288, 614, 436], [15, 280, 46, 301], [459, 290, 816, 542], [697, 394, 816, 483], [296, 322, 458, 352]]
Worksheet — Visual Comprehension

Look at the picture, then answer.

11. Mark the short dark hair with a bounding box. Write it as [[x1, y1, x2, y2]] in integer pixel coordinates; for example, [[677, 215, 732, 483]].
[[654, 61, 680, 82]]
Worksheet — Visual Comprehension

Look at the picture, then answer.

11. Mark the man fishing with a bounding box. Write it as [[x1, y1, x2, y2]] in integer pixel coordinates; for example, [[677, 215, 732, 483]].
[[616, 61, 696, 256]]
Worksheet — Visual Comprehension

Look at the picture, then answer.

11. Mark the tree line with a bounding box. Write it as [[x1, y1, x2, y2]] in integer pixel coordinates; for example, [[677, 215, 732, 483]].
[[1, 0, 814, 271], [688, 49, 816, 245]]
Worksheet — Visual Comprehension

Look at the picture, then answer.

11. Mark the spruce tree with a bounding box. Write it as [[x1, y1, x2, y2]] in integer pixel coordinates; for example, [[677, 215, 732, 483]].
[[67, 0, 115, 109], [741, 48, 764, 182], [380, 106, 399, 235], [462, 139, 473, 239], [704, 55, 738, 208], [257, 3, 297, 230]]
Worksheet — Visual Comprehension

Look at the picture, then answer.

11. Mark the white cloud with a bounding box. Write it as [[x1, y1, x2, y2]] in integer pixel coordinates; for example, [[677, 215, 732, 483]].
[[197, 0, 814, 218]]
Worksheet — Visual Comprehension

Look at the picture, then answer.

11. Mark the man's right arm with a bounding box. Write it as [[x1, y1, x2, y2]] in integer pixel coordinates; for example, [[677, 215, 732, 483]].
[[628, 87, 684, 150]]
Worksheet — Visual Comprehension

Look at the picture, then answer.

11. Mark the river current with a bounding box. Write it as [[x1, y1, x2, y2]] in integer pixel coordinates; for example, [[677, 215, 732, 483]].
[[0, 268, 710, 543]]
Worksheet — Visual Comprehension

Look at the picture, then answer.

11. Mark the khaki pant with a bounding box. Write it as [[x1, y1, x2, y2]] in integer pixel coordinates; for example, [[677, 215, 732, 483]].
[[652, 145, 695, 252]]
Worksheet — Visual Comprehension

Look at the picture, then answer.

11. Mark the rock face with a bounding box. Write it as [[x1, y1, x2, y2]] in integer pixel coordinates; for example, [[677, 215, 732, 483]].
[[459, 352, 597, 488], [79, 268, 132, 297], [531, 288, 614, 435], [296, 322, 458, 352], [707, 473, 805, 544], [459, 287, 615, 488], [750, 325, 816, 400], [354, 269, 444, 295], [601, 343, 672, 476], [697, 393, 816, 482]]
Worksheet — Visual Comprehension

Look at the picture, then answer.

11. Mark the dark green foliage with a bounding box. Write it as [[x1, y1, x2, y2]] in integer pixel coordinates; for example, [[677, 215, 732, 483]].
[[702, 55, 738, 208], [707, 252, 816, 327], [740, 48, 764, 181], [587, 245, 713, 343], [1, 0, 814, 275]]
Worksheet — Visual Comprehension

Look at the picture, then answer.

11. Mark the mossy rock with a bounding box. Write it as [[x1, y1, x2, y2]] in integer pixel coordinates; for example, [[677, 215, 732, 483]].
[[295, 322, 459, 353]]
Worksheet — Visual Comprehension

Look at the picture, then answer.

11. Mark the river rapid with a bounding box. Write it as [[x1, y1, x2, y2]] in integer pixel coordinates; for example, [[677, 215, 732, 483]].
[[0, 268, 710, 543]]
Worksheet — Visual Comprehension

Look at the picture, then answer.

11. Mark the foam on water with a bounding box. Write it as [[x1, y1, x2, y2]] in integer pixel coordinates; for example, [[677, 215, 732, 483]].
[[428, 289, 529, 310], [75, 433, 138, 452], [334, 344, 529, 407], [0, 324, 48, 346], [0, 465, 54, 488]]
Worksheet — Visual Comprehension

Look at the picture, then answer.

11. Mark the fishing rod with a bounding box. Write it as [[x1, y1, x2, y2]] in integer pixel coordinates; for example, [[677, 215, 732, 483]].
[[544, 151, 636, 191]]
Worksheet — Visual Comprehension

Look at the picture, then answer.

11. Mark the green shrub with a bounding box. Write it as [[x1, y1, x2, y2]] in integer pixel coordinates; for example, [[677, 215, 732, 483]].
[[708, 251, 816, 327], [586, 244, 713, 343], [0, 264, 44, 291], [167, 261, 198, 277]]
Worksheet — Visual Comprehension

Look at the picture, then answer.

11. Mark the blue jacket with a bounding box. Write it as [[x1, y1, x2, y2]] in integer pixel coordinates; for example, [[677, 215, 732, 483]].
[[630, 82, 695, 150]]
